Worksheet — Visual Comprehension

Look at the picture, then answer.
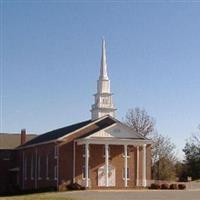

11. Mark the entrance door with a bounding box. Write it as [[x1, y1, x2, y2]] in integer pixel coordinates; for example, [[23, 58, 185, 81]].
[[98, 165, 115, 187]]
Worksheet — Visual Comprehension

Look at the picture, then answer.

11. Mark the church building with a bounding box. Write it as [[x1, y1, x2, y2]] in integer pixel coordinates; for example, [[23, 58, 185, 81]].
[[17, 40, 152, 190]]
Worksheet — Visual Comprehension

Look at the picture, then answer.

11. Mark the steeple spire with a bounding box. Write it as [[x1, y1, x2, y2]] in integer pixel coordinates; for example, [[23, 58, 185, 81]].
[[91, 39, 116, 120], [100, 39, 108, 80]]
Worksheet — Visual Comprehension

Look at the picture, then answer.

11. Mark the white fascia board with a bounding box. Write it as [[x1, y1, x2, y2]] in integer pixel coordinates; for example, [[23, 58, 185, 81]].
[[76, 138, 152, 146]]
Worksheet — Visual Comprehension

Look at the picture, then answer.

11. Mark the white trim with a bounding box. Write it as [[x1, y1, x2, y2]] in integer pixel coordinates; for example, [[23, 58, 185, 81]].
[[85, 143, 89, 187], [82, 165, 91, 180], [124, 145, 128, 187], [122, 167, 130, 180], [105, 144, 109, 187], [136, 146, 139, 186], [103, 145, 110, 158], [142, 144, 147, 187], [76, 138, 151, 146]]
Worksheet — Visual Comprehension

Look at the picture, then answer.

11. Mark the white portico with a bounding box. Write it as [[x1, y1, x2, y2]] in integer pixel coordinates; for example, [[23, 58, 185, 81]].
[[75, 118, 151, 188]]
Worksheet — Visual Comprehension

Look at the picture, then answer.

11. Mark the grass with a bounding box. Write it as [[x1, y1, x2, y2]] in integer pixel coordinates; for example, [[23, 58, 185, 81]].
[[0, 192, 74, 200]]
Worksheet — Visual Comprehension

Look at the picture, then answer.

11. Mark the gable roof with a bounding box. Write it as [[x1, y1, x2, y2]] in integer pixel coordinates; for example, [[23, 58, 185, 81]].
[[19, 116, 117, 148], [20, 119, 93, 147], [0, 133, 37, 149], [18, 116, 149, 149]]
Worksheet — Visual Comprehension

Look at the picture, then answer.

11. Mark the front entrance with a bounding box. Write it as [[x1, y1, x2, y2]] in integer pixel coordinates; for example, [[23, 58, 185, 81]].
[[98, 165, 115, 187]]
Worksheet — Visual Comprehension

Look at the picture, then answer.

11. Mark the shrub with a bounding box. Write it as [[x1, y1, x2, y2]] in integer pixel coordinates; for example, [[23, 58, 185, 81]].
[[67, 183, 85, 190], [178, 184, 186, 190], [150, 183, 160, 189], [161, 184, 169, 189], [169, 184, 178, 190]]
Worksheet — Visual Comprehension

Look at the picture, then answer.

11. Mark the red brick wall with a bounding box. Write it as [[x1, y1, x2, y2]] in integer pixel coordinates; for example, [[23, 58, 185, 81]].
[[18, 141, 152, 191], [58, 141, 73, 186], [19, 143, 58, 190]]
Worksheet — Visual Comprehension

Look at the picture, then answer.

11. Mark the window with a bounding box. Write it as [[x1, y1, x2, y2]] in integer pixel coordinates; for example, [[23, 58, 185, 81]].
[[82, 166, 86, 179], [54, 165, 57, 180], [54, 146, 58, 159], [38, 156, 41, 180], [24, 157, 27, 180], [46, 155, 49, 180], [31, 155, 34, 180], [82, 145, 85, 157], [122, 168, 130, 180]]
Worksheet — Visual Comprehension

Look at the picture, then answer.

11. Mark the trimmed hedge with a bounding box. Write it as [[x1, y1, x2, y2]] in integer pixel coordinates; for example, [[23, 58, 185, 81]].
[[169, 184, 178, 190], [161, 184, 169, 189], [150, 183, 186, 190], [150, 183, 161, 189], [67, 183, 85, 190], [178, 184, 186, 190]]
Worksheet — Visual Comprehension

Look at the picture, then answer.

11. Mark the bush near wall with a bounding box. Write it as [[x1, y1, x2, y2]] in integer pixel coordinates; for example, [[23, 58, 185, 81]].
[[161, 184, 169, 189], [150, 183, 186, 190], [169, 184, 178, 189], [149, 183, 161, 189], [178, 184, 186, 190]]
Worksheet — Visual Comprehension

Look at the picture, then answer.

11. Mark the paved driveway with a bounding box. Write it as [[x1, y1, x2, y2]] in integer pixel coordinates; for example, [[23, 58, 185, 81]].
[[54, 190, 200, 200]]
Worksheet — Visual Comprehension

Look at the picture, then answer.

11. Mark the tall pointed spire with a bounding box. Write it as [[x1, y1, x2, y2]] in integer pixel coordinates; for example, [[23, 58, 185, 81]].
[[100, 39, 108, 80], [91, 39, 116, 120]]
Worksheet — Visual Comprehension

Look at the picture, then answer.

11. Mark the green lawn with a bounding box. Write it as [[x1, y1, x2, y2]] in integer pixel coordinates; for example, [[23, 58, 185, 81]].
[[0, 193, 74, 200]]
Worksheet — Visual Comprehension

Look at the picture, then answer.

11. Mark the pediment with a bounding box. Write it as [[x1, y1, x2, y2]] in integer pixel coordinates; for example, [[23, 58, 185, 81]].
[[86, 122, 143, 139]]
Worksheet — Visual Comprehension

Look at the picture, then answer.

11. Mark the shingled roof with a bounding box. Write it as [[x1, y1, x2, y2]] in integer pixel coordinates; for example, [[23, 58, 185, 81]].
[[20, 119, 93, 147], [20, 116, 117, 148], [18, 115, 148, 149]]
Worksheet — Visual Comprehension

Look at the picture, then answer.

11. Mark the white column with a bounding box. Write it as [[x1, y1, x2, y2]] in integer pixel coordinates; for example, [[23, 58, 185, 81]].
[[85, 143, 89, 187], [105, 144, 109, 187], [136, 146, 139, 187], [124, 145, 128, 187], [142, 144, 147, 187]]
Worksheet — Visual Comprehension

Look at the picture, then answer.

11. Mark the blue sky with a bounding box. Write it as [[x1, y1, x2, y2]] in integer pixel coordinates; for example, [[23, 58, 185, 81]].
[[1, 1, 200, 159]]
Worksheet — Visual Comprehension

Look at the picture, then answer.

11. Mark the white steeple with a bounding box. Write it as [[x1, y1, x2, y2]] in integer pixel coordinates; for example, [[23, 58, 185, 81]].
[[91, 39, 116, 120], [100, 39, 108, 80]]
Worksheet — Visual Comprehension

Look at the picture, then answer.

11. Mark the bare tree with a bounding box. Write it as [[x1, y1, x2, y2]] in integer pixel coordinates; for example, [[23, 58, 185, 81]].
[[125, 107, 155, 137], [124, 107, 177, 180], [151, 132, 177, 180]]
